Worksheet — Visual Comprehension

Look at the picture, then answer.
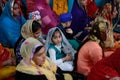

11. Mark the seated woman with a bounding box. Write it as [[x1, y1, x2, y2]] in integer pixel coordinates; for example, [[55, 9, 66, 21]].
[[0, 0, 26, 48], [15, 37, 85, 80], [0, 43, 16, 80], [88, 48, 120, 80], [45, 27, 76, 71], [76, 21, 108, 76], [15, 20, 43, 64]]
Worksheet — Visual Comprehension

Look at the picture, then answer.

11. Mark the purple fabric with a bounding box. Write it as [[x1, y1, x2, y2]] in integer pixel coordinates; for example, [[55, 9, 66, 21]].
[[70, 0, 92, 40]]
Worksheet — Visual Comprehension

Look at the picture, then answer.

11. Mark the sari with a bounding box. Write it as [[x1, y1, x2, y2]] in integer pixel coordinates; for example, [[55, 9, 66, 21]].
[[0, 0, 26, 47], [88, 48, 120, 80], [70, 0, 92, 41], [26, 0, 59, 34]]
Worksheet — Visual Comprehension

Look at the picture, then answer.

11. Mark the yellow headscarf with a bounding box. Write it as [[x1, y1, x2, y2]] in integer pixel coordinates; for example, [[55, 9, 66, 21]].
[[21, 20, 34, 39], [16, 37, 57, 80]]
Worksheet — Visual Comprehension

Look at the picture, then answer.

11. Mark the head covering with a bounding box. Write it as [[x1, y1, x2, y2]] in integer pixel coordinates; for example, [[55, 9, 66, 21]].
[[0, 0, 26, 47], [20, 37, 42, 60], [60, 13, 72, 23], [16, 37, 57, 80], [89, 21, 107, 43], [45, 27, 76, 57], [29, 10, 41, 20], [21, 20, 34, 39], [70, 0, 91, 41]]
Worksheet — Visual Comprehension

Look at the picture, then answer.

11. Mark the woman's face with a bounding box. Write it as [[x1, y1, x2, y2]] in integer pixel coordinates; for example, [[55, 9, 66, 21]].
[[52, 31, 62, 46], [12, 3, 20, 17], [33, 28, 41, 38], [78, 0, 87, 6], [32, 47, 46, 66]]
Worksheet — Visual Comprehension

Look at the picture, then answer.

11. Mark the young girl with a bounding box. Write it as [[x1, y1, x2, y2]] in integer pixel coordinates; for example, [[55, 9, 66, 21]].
[[45, 27, 76, 71]]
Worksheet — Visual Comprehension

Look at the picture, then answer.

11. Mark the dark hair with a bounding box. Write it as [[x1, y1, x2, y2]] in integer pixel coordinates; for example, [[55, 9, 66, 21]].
[[90, 22, 105, 57], [34, 45, 44, 54], [32, 20, 41, 33], [52, 28, 61, 37], [90, 22, 103, 41]]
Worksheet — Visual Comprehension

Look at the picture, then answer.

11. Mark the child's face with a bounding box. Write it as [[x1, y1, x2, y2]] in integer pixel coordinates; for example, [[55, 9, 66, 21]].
[[52, 31, 62, 46], [32, 47, 46, 66], [61, 21, 72, 28], [33, 28, 41, 38]]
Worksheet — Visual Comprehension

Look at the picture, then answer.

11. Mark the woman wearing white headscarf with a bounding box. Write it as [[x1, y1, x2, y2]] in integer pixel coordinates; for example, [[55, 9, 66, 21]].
[[45, 27, 76, 71]]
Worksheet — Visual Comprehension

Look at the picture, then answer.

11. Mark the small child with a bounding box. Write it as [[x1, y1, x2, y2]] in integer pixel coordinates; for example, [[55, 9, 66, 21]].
[[29, 10, 46, 42], [45, 27, 76, 71], [57, 13, 80, 50]]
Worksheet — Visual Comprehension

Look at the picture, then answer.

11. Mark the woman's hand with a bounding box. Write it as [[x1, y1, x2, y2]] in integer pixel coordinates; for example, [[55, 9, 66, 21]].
[[66, 28, 73, 34]]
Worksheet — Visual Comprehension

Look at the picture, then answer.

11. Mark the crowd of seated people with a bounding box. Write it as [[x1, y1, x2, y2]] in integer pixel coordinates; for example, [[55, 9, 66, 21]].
[[0, 0, 120, 80]]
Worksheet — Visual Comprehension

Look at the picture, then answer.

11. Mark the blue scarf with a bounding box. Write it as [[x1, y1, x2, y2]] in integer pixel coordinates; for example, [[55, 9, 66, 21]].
[[0, 0, 26, 47]]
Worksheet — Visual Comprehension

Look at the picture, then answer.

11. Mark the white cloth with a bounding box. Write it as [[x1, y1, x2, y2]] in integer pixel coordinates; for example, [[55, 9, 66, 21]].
[[48, 45, 73, 71]]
